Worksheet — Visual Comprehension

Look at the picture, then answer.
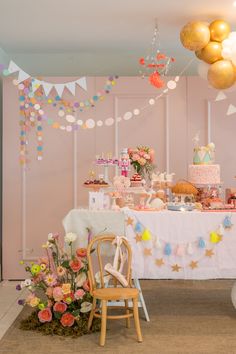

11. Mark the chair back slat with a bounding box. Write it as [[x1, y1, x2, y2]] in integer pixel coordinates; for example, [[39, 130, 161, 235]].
[[87, 234, 132, 292]]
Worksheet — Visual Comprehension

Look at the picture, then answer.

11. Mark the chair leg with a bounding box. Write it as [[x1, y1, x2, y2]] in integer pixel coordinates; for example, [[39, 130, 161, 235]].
[[132, 297, 143, 343], [88, 297, 96, 330], [100, 300, 107, 346], [125, 299, 130, 328]]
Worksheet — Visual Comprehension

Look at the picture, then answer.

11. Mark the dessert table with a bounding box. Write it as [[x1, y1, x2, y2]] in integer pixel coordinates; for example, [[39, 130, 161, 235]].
[[63, 209, 236, 280]]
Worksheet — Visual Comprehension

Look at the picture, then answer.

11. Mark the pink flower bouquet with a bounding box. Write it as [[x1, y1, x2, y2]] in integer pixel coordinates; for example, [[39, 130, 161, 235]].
[[17, 232, 100, 336], [128, 146, 155, 180]]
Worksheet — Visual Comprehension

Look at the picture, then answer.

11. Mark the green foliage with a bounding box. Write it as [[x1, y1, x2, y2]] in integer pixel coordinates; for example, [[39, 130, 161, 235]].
[[20, 310, 101, 337]]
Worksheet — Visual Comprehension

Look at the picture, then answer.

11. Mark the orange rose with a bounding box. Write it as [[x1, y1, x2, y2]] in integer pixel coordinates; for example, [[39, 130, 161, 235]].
[[53, 302, 67, 313], [76, 248, 87, 258], [38, 308, 52, 323], [60, 312, 75, 327]]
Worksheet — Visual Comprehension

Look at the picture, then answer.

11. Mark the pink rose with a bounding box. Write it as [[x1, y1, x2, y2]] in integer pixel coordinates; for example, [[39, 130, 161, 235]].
[[60, 312, 75, 327], [69, 258, 83, 273], [144, 153, 150, 160], [53, 302, 67, 313], [53, 286, 64, 301], [74, 289, 85, 300], [46, 287, 54, 298], [132, 154, 139, 162], [83, 279, 90, 292], [38, 308, 52, 323]]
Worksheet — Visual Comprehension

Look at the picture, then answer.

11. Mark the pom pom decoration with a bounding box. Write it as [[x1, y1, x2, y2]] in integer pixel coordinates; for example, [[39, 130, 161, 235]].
[[142, 229, 152, 241], [198, 237, 206, 249], [149, 72, 165, 88], [164, 243, 172, 256], [139, 21, 175, 89]]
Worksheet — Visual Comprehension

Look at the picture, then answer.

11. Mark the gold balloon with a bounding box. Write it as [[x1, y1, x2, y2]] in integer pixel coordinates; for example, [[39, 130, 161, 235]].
[[208, 60, 236, 89], [180, 21, 210, 51], [195, 49, 204, 60], [209, 20, 230, 42], [201, 41, 223, 64]]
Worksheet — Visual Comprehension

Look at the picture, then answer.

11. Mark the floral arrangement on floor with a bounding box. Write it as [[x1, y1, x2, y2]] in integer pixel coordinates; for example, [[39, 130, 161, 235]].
[[16, 231, 100, 336], [128, 146, 155, 180]]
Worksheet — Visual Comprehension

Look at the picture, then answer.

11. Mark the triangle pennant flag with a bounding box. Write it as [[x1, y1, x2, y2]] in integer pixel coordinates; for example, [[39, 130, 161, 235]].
[[8, 60, 20, 74], [227, 104, 236, 116], [76, 77, 87, 91], [18, 70, 30, 83], [32, 79, 41, 93], [215, 91, 226, 101], [65, 82, 76, 96], [41, 81, 53, 97], [54, 83, 65, 97]]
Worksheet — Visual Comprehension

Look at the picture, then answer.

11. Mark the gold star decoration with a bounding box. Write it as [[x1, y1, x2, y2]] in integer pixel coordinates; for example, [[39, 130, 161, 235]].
[[135, 234, 142, 243], [189, 260, 198, 269], [155, 258, 165, 267], [218, 235, 223, 242], [205, 249, 214, 258], [171, 264, 181, 272], [126, 217, 134, 226], [144, 248, 152, 256]]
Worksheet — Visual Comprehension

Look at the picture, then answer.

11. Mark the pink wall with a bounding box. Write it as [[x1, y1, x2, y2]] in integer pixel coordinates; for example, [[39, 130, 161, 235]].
[[3, 76, 236, 279]]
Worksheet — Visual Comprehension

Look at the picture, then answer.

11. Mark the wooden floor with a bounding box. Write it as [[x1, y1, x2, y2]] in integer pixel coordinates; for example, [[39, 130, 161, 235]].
[[0, 279, 236, 354]]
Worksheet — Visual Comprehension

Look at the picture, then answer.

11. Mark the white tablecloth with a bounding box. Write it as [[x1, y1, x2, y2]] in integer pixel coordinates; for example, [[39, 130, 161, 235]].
[[63, 209, 236, 280]]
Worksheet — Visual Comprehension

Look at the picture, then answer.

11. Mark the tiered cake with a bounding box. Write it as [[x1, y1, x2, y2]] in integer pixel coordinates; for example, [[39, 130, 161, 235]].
[[188, 142, 221, 185]]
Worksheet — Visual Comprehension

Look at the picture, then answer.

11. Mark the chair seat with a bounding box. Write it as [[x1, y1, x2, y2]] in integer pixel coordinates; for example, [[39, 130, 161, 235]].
[[92, 287, 139, 300]]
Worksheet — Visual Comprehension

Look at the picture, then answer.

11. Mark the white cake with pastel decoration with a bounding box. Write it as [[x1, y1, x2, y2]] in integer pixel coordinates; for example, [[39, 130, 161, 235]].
[[188, 142, 221, 185]]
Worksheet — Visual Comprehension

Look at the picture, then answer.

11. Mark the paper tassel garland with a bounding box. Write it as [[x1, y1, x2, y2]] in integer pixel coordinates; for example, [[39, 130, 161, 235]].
[[142, 229, 152, 241], [210, 231, 220, 244], [198, 237, 206, 249], [135, 222, 143, 233], [164, 243, 172, 256], [187, 243, 194, 255], [176, 245, 185, 257], [223, 215, 233, 229]]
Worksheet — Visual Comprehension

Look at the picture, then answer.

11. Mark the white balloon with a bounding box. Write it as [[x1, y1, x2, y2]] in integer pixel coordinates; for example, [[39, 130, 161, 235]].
[[222, 38, 232, 47], [229, 31, 236, 40], [222, 47, 232, 59], [197, 61, 210, 80]]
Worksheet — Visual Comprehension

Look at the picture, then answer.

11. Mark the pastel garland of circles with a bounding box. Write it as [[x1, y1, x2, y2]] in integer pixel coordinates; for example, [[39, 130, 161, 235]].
[[28, 76, 118, 115], [18, 75, 181, 133]]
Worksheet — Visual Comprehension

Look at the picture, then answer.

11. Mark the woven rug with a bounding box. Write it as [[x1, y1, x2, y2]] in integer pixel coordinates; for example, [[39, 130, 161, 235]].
[[1, 280, 236, 354]]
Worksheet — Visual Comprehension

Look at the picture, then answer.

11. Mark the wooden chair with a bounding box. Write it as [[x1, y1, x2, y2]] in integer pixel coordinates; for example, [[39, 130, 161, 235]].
[[87, 234, 143, 346]]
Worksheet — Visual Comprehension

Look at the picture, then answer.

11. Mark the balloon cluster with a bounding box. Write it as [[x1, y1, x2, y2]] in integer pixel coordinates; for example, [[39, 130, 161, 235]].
[[180, 19, 236, 90]]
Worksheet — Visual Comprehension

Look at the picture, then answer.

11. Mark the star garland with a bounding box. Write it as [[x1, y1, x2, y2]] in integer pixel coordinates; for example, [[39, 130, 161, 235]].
[[125, 214, 233, 272]]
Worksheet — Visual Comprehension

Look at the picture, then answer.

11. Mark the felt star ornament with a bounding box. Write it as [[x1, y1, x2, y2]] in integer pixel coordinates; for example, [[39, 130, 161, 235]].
[[189, 260, 198, 269], [205, 249, 214, 258], [144, 248, 152, 256], [135, 234, 142, 243], [155, 258, 165, 267], [126, 217, 134, 226], [171, 264, 181, 272]]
